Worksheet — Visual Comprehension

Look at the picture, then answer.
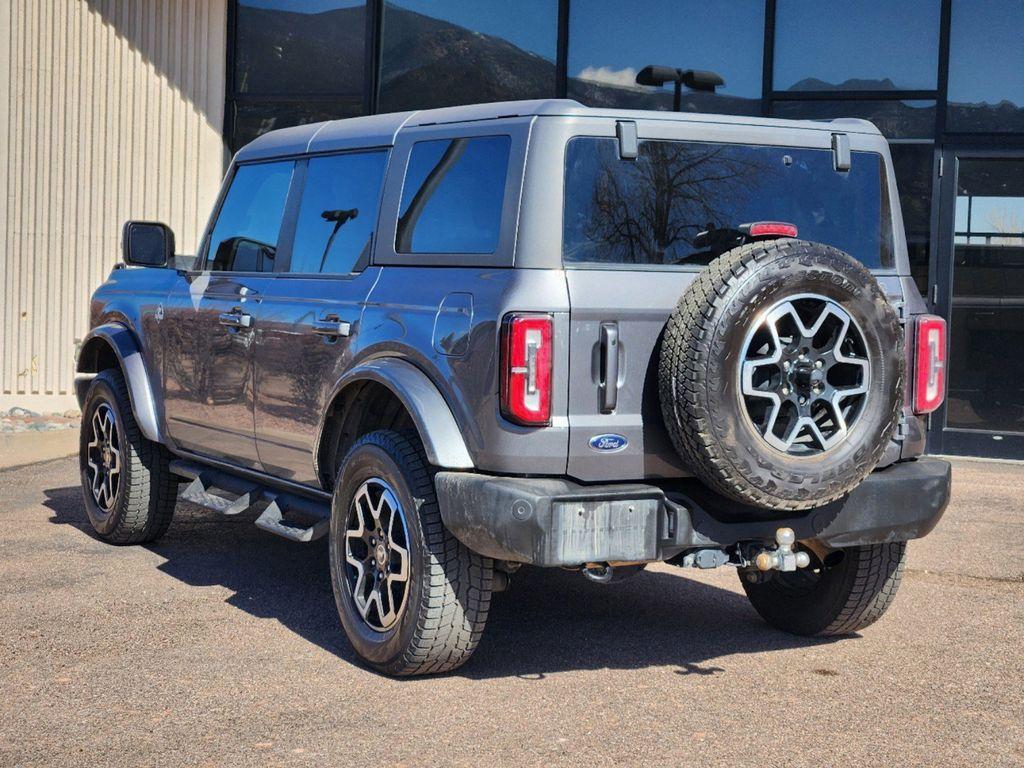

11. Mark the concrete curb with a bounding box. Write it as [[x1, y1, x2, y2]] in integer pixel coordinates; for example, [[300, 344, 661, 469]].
[[0, 429, 79, 470]]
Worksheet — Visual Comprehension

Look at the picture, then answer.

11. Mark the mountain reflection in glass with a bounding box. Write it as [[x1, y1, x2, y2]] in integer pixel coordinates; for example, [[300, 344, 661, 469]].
[[562, 138, 893, 269]]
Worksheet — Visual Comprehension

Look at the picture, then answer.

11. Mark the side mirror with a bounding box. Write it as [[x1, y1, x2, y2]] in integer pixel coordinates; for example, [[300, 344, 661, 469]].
[[122, 221, 174, 267]]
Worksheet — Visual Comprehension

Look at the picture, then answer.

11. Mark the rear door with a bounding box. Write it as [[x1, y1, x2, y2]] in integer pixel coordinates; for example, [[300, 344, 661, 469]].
[[561, 129, 897, 481], [252, 149, 389, 485]]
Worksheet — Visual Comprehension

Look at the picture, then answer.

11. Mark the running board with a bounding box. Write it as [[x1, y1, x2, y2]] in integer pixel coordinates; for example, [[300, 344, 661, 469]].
[[169, 459, 330, 543], [255, 496, 331, 543], [180, 475, 261, 515]]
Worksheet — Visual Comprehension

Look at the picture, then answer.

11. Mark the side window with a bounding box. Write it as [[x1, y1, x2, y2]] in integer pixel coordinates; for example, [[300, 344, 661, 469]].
[[289, 151, 388, 274], [396, 135, 510, 254], [206, 161, 294, 272]]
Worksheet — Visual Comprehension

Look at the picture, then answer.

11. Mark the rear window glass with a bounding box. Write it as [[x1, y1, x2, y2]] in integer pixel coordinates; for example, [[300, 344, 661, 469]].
[[396, 135, 510, 254], [563, 137, 893, 269]]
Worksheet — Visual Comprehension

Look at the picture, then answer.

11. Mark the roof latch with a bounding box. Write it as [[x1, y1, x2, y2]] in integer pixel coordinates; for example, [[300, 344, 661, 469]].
[[616, 120, 638, 160], [831, 132, 851, 172]]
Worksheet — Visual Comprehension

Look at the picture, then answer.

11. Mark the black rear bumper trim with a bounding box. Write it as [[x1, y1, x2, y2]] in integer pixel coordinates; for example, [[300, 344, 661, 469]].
[[435, 459, 951, 566]]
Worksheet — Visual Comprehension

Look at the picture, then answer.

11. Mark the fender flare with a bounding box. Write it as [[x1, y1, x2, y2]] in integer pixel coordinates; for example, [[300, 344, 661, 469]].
[[324, 358, 474, 470], [75, 323, 164, 444]]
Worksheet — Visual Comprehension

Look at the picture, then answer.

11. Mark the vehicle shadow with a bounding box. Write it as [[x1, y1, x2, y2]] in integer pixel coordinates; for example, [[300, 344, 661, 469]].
[[44, 485, 834, 679]]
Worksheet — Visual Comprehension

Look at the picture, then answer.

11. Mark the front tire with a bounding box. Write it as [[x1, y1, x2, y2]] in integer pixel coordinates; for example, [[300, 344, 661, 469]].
[[79, 369, 177, 544], [741, 542, 907, 636], [329, 430, 493, 676]]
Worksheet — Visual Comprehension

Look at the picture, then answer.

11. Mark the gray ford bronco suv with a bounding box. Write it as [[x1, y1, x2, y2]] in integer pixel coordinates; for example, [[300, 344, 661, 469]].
[[76, 100, 951, 675]]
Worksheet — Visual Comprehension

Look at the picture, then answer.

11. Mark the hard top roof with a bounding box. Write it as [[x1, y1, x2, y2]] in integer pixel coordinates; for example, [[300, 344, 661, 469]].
[[234, 99, 882, 162]]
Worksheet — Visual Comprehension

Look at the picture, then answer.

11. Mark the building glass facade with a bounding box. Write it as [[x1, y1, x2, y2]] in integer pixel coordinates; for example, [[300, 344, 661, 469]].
[[224, 0, 1024, 458]]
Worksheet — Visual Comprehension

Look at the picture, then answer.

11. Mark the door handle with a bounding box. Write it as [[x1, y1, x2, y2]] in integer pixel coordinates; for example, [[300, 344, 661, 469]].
[[599, 322, 619, 413], [219, 310, 252, 329], [312, 314, 351, 338]]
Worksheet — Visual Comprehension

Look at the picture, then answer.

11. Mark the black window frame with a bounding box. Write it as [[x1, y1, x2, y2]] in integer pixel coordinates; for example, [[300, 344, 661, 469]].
[[373, 120, 531, 269], [221, 0, 1024, 145], [200, 157, 302, 275], [394, 135, 512, 257], [284, 148, 392, 276]]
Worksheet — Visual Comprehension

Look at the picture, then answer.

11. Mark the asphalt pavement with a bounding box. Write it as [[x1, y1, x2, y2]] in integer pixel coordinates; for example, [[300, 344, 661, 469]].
[[1, 456, 1022, 767]]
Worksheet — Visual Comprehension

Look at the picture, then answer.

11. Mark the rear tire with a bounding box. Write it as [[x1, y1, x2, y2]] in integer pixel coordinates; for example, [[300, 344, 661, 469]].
[[740, 542, 907, 636], [329, 430, 493, 676], [79, 369, 177, 544]]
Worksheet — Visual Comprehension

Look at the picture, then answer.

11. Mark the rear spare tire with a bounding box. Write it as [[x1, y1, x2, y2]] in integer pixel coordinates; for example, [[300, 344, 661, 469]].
[[659, 239, 903, 511]]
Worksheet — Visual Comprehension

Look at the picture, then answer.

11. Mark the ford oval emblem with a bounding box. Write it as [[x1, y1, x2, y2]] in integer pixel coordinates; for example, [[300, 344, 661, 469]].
[[589, 433, 628, 452]]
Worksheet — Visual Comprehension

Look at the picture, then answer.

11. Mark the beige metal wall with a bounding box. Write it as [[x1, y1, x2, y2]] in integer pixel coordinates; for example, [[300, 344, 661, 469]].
[[0, 0, 227, 411]]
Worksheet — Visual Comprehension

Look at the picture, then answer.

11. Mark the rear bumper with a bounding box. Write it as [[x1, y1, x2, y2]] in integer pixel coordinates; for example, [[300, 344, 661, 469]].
[[435, 458, 951, 567]]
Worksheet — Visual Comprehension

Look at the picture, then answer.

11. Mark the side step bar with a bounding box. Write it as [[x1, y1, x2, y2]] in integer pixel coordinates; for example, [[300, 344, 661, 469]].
[[169, 459, 331, 543]]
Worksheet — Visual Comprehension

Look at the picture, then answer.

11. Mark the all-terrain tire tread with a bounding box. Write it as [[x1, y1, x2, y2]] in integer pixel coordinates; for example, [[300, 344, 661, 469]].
[[357, 431, 493, 676], [85, 369, 177, 545], [822, 541, 906, 635], [659, 239, 903, 511], [741, 542, 907, 636]]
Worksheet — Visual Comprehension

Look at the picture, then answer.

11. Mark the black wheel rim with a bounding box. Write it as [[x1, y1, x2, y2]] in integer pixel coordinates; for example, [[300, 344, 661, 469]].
[[343, 478, 411, 632], [739, 293, 871, 455], [85, 402, 122, 512]]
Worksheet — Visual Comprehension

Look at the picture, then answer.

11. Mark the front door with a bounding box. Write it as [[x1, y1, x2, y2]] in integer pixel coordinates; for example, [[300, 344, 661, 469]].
[[930, 151, 1024, 458], [161, 273, 274, 468], [161, 157, 298, 469]]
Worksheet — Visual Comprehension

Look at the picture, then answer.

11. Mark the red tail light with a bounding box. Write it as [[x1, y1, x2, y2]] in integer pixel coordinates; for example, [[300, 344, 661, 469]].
[[742, 221, 799, 238], [500, 313, 552, 426], [913, 314, 946, 414]]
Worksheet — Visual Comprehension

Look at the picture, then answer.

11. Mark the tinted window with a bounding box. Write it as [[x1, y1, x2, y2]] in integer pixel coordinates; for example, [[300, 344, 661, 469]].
[[290, 152, 388, 274], [773, 1, 940, 92], [567, 0, 763, 116], [234, 1, 365, 96], [947, 159, 1024, 433], [207, 161, 295, 272], [947, 0, 1024, 132], [379, 1, 556, 112], [563, 138, 893, 269], [396, 136, 510, 254]]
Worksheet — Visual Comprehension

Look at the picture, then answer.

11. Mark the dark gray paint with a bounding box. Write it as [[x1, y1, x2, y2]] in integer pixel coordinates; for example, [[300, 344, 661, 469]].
[[79, 99, 924, 497]]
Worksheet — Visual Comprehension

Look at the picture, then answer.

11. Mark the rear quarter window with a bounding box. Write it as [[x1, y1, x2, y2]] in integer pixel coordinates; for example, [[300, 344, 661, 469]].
[[563, 137, 894, 270], [396, 135, 510, 254]]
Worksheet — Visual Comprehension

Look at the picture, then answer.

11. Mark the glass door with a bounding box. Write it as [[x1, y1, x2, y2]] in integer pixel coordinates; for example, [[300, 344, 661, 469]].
[[931, 151, 1024, 458]]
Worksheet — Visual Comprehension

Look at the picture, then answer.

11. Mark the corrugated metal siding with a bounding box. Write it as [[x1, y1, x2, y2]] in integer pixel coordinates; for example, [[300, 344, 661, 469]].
[[0, 0, 227, 409]]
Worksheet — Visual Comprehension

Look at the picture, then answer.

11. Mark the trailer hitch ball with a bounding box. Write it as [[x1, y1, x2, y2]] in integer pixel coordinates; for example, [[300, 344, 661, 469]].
[[754, 527, 811, 572]]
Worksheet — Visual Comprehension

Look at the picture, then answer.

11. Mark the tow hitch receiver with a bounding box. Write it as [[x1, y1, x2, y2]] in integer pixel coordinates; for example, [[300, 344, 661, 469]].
[[752, 528, 810, 572]]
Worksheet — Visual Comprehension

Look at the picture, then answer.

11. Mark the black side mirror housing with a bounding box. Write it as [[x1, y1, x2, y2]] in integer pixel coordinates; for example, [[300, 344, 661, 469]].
[[122, 221, 175, 268]]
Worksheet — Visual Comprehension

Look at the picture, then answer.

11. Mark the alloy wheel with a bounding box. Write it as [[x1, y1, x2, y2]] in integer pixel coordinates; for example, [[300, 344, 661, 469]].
[[739, 293, 870, 455], [85, 402, 122, 512], [344, 478, 411, 632]]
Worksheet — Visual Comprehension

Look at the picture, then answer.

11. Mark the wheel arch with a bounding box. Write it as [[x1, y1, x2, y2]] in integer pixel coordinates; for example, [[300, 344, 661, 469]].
[[75, 323, 164, 443], [316, 358, 474, 486]]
